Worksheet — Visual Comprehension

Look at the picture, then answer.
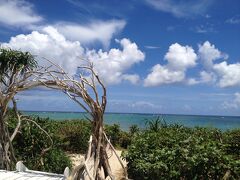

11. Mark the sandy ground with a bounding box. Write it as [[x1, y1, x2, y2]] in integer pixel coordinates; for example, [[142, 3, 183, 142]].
[[68, 150, 127, 180], [108, 150, 127, 180]]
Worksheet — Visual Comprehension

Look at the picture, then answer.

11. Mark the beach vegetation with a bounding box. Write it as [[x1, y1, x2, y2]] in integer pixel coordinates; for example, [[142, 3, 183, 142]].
[[6, 110, 130, 173], [123, 119, 240, 180], [7, 110, 72, 173], [55, 119, 91, 153], [129, 124, 140, 136], [6, 110, 240, 179], [0, 48, 38, 170]]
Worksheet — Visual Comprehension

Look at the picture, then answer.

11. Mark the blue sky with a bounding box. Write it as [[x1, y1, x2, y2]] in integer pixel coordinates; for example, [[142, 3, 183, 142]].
[[0, 0, 240, 116]]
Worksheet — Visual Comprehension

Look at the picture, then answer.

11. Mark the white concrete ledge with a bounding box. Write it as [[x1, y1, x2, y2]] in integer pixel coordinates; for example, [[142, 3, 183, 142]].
[[0, 161, 69, 180]]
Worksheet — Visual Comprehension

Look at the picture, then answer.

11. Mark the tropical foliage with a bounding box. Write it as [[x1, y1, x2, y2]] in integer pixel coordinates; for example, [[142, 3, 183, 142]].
[[0, 48, 37, 81], [6, 111, 240, 178], [7, 110, 72, 173], [123, 119, 240, 180], [0, 48, 38, 170]]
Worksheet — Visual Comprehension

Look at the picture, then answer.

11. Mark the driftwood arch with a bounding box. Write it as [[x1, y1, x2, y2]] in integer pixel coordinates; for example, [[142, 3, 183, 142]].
[[0, 55, 127, 179]]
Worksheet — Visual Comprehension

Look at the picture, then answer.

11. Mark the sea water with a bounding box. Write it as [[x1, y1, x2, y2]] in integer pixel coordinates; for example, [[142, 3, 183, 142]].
[[23, 111, 240, 131]]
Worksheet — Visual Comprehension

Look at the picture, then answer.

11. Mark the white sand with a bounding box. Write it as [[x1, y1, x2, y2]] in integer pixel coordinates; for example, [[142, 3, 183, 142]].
[[108, 150, 127, 180], [68, 150, 127, 180]]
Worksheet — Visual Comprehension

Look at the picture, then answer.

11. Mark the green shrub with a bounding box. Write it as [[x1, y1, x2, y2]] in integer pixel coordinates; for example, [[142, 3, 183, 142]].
[[129, 124, 140, 136], [42, 148, 72, 173], [145, 117, 167, 132], [223, 129, 240, 158], [123, 124, 240, 180], [56, 120, 91, 153], [105, 123, 132, 149], [105, 124, 122, 146], [7, 111, 72, 173], [119, 131, 132, 149]]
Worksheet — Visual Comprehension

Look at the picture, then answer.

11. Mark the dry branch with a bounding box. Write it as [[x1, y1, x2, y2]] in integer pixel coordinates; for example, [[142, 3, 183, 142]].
[[37, 59, 126, 179], [1, 54, 126, 179]]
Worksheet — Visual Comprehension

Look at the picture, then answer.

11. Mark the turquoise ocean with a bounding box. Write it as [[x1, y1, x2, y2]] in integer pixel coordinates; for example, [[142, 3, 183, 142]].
[[23, 111, 240, 131]]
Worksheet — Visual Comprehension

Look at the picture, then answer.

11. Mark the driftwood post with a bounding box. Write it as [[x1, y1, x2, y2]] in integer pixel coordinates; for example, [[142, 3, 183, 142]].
[[47, 62, 112, 179]]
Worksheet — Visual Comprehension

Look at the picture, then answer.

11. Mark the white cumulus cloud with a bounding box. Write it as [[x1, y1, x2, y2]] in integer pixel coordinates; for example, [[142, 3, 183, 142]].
[[144, 64, 185, 86], [144, 43, 197, 87], [196, 41, 240, 88], [2, 26, 84, 75], [0, 0, 42, 27], [187, 71, 216, 85], [199, 71, 216, 83], [198, 41, 227, 69], [2, 26, 144, 85], [165, 43, 197, 70], [145, 41, 240, 88], [213, 61, 240, 88], [86, 38, 145, 85]]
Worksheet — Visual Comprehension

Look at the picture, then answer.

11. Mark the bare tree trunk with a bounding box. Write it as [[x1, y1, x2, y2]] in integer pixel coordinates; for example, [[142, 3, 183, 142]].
[[0, 111, 10, 170], [89, 115, 114, 180], [0, 107, 16, 170], [0, 112, 6, 170], [0, 143, 3, 169]]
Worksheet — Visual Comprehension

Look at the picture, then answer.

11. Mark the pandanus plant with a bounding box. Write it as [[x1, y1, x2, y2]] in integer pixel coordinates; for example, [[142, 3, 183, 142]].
[[0, 48, 37, 170]]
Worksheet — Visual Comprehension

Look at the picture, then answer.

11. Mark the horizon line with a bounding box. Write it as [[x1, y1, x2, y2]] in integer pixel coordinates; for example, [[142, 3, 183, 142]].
[[21, 110, 240, 118]]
